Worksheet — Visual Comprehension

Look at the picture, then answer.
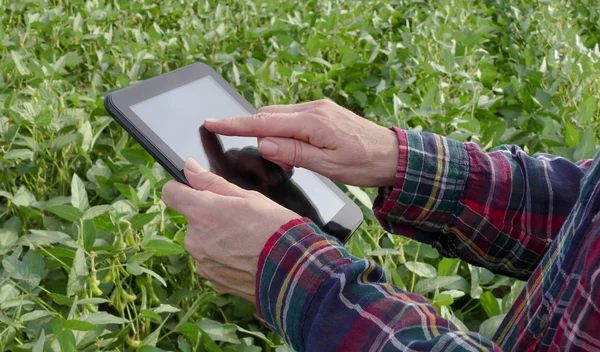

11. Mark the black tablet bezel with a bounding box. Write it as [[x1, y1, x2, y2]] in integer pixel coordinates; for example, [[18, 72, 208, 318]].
[[104, 63, 363, 241]]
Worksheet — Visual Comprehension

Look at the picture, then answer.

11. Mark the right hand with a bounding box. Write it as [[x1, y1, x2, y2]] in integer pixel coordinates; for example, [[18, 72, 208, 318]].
[[204, 99, 399, 187]]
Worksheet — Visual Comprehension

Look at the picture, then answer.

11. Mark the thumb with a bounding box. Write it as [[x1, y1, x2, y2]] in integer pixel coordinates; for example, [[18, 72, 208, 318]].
[[184, 159, 244, 197], [258, 137, 324, 170]]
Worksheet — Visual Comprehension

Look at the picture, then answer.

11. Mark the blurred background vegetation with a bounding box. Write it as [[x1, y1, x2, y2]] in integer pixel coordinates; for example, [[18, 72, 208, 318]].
[[0, 0, 598, 350]]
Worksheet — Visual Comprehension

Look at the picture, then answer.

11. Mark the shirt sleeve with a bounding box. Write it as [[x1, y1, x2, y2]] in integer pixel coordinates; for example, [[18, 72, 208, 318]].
[[256, 218, 502, 352], [374, 127, 591, 279]]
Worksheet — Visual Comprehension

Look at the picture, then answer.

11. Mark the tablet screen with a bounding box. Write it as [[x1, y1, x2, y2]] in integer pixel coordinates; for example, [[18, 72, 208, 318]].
[[130, 76, 345, 225]]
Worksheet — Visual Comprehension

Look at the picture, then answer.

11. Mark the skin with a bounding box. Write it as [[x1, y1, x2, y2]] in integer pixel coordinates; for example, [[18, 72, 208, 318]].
[[161, 99, 399, 302]]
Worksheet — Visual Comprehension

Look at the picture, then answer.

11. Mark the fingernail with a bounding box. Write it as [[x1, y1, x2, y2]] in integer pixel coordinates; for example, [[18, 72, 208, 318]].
[[259, 139, 278, 156], [185, 158, 204, 174], [205, 118, 218, 124]]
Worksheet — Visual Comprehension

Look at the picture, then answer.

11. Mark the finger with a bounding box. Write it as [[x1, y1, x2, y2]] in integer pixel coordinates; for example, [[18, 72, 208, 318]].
[[184, 158, 245, 197], [161, 180, 213, 219], [258, 137, 293, 170], [199, 125, 233, 177], [257, 100, 326, 114], [204, 112, 319, 141], [258, 137, 325, 170]]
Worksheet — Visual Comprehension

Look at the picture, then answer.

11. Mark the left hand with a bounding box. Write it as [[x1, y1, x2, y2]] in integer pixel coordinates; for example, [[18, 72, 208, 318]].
[[161, 158, 299, 302]]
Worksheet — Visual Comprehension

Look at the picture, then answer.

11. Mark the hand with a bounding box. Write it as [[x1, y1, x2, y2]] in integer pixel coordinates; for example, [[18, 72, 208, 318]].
[[204, 99, 399, 187], [161, 159, 299, 302], [199, 126, 325, 228]]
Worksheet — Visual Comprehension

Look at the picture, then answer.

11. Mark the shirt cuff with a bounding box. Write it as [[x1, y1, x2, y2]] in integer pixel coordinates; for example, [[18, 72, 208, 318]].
[[255, 217, 346, 349], [373, 127, 470, 235]]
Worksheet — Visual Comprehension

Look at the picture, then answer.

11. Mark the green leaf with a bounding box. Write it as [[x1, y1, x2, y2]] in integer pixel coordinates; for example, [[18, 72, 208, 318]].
[[236, 325, 276, 347], [10, 50, 31, 76], [414, 276, 463, 295], [480, 291, 501, 318], [32, 330, 45, 352], [477, 267, 495, 286], [3, 253, 29, 280], [46, 205, 82, 222], [479, 314, 506, 339], [440, 290, 465, 299], [346, 185, 373, 208], [115, 183, 140, 206], [77, 298, 109, 305], [341, 47, 360, 66], [127, 262, 167, 286], [197, 318, 241, 344], [437, 258, 460, 276], [82, 218, 97, 250], [131, 212, 160, 229], [50, 293, 74, 306], [574, 130, 597, 160], [58, 330, 77, 352], [502, 280, 526, 313], [141, 310, 163, 323], [21, 310, 54, 322], [20, 230, 77, 248], [369, 248, 402, 256], [12, 186, 36, 207], [71, 174, 89, 211], [82, 205, 112, 220], [140, 318, 166, 347], [62, 320, 98, 331], [32, 196, 71, 209], [51, 133, 79, 152], [4, 148, 34, 160], [564, 122, 581, 148], [433, 293, 453, 307], [78, 121, 93, 152], [405, 261, 437, 278], [80, 312, 129, 325], [469, 264, 483, 299], [154, 304, 181, 313], [144, 238, 185, 256], [0, 228, 18, 255], [578, 96, 597, 125], [67, 248, 87, 296], [198, 327, 223, 352]]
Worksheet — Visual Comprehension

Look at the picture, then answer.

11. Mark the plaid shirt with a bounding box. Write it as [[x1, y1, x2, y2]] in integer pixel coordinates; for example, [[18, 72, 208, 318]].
[[256, 127, 599, 351]]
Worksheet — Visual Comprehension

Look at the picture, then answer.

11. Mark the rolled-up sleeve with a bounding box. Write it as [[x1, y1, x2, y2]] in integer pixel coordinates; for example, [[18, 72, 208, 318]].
[[374, 127, 590, 279]]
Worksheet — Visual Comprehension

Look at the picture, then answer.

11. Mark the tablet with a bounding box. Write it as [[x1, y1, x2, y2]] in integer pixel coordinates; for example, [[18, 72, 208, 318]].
[[104, 63, 363, 242]]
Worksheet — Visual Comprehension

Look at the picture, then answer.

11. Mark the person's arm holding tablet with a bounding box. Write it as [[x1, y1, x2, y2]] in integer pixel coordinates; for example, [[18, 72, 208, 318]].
[[164, 99, 504, 351]]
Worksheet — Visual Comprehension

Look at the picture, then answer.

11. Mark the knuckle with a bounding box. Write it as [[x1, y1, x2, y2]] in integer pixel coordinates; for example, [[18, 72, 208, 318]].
[[245, 190, 264, 199], [201, 176, 228, 194], [304, 110, 326, 124], [287, 141, 303, 165], [253, 112, 271, 122], [315, 99, 329, 107]]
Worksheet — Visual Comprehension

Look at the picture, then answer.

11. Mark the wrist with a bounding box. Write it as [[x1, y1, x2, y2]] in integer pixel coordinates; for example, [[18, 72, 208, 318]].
[[369, 127, 400, 187]]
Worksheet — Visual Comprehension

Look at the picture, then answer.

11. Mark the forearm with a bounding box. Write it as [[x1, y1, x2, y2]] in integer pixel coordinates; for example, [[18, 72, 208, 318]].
[[374, 127, 590, 279], [256, 218, 501, 352]]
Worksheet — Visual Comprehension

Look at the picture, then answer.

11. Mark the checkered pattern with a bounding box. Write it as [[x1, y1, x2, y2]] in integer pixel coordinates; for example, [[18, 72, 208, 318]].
[[256, 127, 599, 351]]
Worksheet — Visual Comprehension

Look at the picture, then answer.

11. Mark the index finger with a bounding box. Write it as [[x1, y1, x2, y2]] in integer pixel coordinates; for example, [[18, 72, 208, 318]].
[[257, 100, 324, 114], [203, 112, 316, 140]]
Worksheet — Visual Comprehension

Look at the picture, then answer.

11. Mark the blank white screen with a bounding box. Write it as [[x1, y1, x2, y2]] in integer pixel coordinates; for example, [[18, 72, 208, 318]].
[[130, 76, 344, 223]]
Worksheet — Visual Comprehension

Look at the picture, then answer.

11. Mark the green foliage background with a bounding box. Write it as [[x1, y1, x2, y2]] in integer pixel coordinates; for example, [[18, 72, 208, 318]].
[[1, 0, 599, 350]]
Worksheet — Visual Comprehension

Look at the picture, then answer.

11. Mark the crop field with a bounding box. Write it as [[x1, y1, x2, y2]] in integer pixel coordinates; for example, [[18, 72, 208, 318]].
[[0, 0, 599, 350]]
